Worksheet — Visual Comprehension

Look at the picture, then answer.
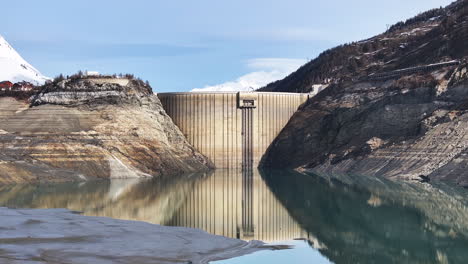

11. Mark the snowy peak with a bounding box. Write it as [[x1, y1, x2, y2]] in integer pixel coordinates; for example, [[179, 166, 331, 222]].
[[0, 35, 49, 85]]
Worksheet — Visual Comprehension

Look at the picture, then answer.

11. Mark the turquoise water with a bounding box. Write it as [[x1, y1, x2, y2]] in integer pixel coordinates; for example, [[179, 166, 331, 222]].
[[1, 169, 468, 263], [216, 240, 331, 264]]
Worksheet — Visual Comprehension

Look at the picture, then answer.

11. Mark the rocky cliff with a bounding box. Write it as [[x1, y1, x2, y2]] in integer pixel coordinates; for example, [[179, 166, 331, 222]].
[[0, 76, 212, 184], [261, 0, 468, 187]]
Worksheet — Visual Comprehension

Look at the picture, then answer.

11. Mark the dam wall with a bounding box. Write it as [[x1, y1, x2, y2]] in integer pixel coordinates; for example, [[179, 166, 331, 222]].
[[158, 92, 308, 168]]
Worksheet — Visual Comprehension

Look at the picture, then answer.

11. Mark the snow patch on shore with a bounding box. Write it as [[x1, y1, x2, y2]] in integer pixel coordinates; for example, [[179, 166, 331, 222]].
[[0, 207, 270, 264]]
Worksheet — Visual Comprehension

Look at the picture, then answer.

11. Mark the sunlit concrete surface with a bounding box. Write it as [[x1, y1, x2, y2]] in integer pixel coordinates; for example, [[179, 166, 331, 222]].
[[158, 92, 308, 168]]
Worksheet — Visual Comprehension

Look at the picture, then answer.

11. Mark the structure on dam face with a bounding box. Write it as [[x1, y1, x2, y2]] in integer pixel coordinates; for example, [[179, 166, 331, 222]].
[[158, 92, 308, 168]]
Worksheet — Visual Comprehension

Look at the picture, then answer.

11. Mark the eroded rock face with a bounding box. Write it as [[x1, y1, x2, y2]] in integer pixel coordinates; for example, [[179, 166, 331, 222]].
[[0, 78, 212, 184], [31, 77, 153, 106], [258, 0, 468, 187], [261, 65, 468, 187]]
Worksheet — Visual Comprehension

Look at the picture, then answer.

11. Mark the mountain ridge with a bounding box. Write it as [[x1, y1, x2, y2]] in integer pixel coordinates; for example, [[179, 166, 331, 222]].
[[260, 0, 468, 93]]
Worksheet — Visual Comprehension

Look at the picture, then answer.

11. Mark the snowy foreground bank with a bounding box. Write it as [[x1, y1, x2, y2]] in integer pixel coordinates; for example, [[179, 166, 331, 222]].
[[0, 208, 269, 264]]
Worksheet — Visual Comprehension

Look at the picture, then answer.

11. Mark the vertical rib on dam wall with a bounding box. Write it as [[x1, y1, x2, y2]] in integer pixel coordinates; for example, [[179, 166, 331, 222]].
[[158, 92, 308, 168]]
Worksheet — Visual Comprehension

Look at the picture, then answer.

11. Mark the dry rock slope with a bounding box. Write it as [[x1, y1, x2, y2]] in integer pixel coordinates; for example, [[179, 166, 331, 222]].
[[261, 0, 468, 187], [0, 76, 212, 184]]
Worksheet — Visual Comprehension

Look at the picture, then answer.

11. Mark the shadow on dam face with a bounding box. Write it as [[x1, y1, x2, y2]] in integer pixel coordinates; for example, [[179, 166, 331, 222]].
[[158, 92, 308, 168]]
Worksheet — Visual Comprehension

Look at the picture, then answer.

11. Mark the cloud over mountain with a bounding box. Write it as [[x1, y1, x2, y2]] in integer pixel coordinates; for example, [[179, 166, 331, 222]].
[[191, 58, 306, 92]]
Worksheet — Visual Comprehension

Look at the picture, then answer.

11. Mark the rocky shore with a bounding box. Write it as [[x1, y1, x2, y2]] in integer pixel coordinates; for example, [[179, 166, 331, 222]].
[[0, 76, 212, 184]]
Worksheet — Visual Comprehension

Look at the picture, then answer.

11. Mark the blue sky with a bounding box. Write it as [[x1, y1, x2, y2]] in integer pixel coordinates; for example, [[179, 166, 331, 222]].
[[3, 0, 454, 92]]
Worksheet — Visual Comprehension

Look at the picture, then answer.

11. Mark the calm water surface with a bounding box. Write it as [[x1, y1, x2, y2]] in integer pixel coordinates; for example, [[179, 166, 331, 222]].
[[1, 169, 468, 264]]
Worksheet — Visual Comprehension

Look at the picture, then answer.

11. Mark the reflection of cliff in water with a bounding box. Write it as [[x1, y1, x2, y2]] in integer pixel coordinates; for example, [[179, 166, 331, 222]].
[[0, 169, 306, 242], [0, 174, 200, 225], [261, 170, 468, 264]]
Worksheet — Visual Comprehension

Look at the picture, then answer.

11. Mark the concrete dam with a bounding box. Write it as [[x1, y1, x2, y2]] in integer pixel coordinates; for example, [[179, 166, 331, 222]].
[[158, 92, 308, 168]]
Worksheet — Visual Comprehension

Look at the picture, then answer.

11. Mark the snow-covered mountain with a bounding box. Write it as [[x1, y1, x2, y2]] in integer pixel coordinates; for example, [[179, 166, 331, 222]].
[[0, 35, 49, 85]]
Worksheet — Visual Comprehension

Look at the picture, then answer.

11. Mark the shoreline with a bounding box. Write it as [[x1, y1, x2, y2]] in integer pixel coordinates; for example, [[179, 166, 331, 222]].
[[0, 207, 271, 264]]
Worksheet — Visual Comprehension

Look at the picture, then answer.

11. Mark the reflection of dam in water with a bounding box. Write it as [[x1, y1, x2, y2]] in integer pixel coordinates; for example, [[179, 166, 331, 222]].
[[0, 169, 307, 243], [158, 92, 308, 168], [167, 169, 307, 242]]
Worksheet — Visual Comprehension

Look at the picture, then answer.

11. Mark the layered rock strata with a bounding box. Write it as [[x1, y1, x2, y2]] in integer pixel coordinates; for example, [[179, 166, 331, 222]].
[[0, 77, 212, 184], [260, 0, 468, 187], [262, 63, 468, 186]]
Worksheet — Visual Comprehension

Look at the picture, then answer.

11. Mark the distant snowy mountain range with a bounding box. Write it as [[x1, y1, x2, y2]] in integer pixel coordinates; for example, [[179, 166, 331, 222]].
[[0, 35, 49, 85]]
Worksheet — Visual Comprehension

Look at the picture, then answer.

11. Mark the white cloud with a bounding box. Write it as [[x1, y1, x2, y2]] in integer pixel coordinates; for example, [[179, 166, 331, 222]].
[[191, 58, 306, 92]]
